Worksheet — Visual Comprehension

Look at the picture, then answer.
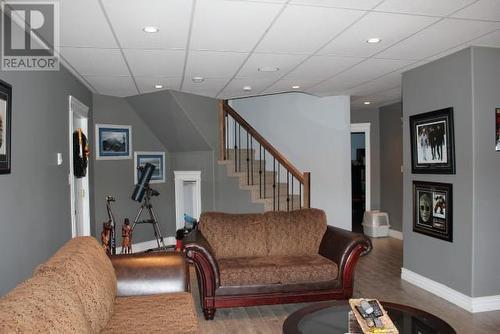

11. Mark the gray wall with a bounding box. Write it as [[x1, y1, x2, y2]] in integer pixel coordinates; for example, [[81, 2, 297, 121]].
[[402, 49, 474, 295], [0, 68, 92, 295], [470, 47, 500, 297], [379, 102, 403, 232], [351, 108, 381, 210], [92, 94, 175, 244]]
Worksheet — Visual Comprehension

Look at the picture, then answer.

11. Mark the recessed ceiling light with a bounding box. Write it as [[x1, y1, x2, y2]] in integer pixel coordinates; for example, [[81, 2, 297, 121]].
[[243, 85, 252, 91], [154, 84, 164, 89], [364, 101, 371, 105], [192, 76, 205, 83], [291, 85, 300, 89], [366, 37, 381, 44], [143, 26, 159, 33], [258, 66, 279, 72]]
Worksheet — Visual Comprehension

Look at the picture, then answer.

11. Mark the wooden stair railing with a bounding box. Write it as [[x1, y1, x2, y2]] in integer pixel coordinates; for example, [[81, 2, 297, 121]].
[[219, 100, 310, 210]]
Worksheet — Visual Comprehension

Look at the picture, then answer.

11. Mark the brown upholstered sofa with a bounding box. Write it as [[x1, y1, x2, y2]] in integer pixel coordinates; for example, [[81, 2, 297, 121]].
[[184, 208, 372, 320], [0, 237, 199, 333]]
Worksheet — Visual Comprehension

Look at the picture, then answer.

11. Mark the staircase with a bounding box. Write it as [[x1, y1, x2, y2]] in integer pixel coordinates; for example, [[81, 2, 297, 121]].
[[218, 101, 310, 211]]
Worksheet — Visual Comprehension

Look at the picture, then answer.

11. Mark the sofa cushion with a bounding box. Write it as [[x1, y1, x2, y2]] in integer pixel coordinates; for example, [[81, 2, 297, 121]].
[[35, 236, 116, 333], [0, 271, 92, 333], [101, 293, 199, 334], [199, 212, 267, 259], [264, 209, 327, 256], [218, 255, 338, 286]]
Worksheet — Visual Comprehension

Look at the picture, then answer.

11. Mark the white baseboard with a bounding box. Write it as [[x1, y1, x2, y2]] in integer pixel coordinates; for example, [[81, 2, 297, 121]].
[[115, 236, 176, 254], [388, 229, 403, 240], [401, 268, 500, 313]]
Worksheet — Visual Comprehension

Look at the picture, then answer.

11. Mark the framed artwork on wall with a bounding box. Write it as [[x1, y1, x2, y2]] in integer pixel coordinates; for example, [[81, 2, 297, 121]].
[[413, 181, 453, 242], [0, 80, 12, 174], [410, 107, 455, 174], [134, 151, 165, 184], [95, 124, 132, 160], [496, 108, 500, 151]]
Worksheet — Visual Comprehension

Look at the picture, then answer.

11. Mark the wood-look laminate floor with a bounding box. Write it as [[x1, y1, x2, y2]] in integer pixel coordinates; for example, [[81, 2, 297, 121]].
[[191, 237, 500, 333]]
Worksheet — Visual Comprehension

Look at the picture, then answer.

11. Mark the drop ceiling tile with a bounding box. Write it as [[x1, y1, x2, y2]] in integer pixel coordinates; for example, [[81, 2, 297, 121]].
[[285, 55, 364, 80], [452, 0, 500, 22], [218, 77, 276, 97], [319, 12, 438, 57], [102, 0, 193, 49], [190, 0, 283, 52], [123, 49, 185, 77], [60, 47, 129, 76], [469, 29, 500, 47], [59, 0, 117, 48], [135, 77, 182, 94], [237, 53, 309, 80], [84, 76, 138, 97], [185, 51, 248, 79], [289, 0, 381, 10], [377, 18, 500, 60], [256, 5, 366, 54], [351, 86, 401, 108], [347, 72, 402, 97], [181, 77, 229, 98], [374, 0, 476, 17], [262, 78, 322, 95]]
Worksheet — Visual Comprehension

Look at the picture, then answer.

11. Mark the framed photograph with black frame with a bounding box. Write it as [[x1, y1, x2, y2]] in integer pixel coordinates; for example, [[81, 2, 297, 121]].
[[410, 107, 455, 174], [495, 108, 499, 151], [413, 181, 453, 242], [0, 80, 12, 174]]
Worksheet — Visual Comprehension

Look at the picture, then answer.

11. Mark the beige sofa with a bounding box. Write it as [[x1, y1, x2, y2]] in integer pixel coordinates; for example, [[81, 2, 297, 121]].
[[0, 237, 199, 333]]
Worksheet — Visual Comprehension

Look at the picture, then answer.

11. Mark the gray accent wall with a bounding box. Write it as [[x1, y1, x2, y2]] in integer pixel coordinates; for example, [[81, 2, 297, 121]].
[[0, 69, 92, 295], [379, 102, 403, 232], [351, 108, 381, 210]]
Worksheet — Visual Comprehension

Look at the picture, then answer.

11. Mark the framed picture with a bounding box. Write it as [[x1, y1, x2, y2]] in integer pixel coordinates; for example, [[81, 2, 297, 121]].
[[95, 124, 132, 160], [496, 108, 499, 151], [0, 80, 12, 174], [134, 151, 165, 184], [413, 181, 453, 242], [410, 107, 455, 174]]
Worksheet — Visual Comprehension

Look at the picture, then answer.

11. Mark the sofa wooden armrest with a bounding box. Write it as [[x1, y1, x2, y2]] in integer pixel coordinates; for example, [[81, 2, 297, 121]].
[[111, 252, 189, 297]]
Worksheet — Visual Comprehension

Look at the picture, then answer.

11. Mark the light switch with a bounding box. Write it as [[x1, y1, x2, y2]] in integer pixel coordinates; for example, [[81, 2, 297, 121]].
[[57, 153, 63, 166]]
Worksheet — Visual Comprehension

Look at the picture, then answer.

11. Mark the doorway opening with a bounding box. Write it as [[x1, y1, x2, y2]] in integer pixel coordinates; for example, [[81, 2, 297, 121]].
[[351, 123, 371, 233], [174, 171, 202, 231], [69, 96, 91, 237]]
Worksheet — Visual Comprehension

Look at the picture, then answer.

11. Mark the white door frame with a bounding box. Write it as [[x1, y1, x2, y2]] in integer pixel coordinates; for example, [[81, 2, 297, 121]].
[[350, 123, 371, 212], [174, 171, 202, 231], [69, 96, 91, 237]]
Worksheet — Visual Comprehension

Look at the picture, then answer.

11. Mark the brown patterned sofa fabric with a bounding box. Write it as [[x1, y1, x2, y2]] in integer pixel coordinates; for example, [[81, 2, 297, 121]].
[[184, 208, 372, 320], [0, 237, 199, 334]]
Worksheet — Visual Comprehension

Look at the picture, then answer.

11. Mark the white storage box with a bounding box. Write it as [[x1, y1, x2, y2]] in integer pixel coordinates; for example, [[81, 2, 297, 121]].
[[362, 210, 390, 238]]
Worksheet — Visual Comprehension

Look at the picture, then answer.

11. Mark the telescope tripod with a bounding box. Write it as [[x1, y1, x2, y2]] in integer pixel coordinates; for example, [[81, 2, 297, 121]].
[[131, 187, 167, 250]]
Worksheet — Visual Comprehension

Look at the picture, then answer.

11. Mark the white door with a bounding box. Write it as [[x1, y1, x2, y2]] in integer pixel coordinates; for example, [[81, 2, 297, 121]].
[[69, 96, 91, 237]]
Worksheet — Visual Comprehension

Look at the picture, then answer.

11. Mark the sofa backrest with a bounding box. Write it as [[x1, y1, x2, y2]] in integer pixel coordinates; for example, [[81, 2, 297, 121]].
[[199, 209, 327, 259]]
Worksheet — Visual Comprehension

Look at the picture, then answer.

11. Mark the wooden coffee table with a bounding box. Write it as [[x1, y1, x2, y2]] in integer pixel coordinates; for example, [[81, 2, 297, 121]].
[[283, 301, 456, 334]]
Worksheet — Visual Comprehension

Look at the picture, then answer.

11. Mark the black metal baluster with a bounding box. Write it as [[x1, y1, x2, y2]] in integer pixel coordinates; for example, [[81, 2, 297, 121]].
[[225, 113, 229, 160], [277, 164, 280, 211], [273, 157, 276, 211], [246, 132, 250, 185], [259, 144, 262, 198], [263, 150, 266, 199], [286, 171, 290, 212], [238, 124, 241, 172], [299, 181, 302, 209], [234, 118, 237, 173], [291, 176, 294, 210], [250, 137, 254, 185]]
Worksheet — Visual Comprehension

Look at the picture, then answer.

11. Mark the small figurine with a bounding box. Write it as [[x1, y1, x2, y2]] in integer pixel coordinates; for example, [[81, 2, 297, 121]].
[[101, 221, 112, 255], [121, 218, 132, 254]]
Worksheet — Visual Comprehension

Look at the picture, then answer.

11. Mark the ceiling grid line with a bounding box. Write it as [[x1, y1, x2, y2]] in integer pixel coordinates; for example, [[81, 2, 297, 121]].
[[179, 0, 197, 91]]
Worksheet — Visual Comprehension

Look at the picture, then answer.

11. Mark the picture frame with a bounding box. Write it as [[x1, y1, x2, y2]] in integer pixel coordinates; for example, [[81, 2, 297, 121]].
[[410, 107, 455, 174], [413, 181, 453, 242], [95, 124, 132, 160], [134, 151, 165, 184], [0, 80, 12, 174], [495, 108, 499, 152]]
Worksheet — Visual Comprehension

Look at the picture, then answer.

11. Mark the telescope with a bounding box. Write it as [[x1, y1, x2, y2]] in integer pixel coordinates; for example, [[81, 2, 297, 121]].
[[131, 163, 157, 202]]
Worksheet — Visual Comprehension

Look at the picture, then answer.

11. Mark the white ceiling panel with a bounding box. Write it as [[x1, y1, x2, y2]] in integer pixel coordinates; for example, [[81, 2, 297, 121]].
[[60, 0, 117, 48], [374, 0, 476, 17], [60, 47, 129, 76], [84, 76, 138, 97], [347, 72, 402, 97], [290, 0, 382, 10], [237, 53, 308, 80], [319, 12, 438, 57], [256, 5, 366, 54], [452, 0, 500, 22], [470, 29, 500, 47], [102, 0, 193, 49], [190, 0, 283, 52], [351, 86, 401, 108], [285, 55, 364, 80], [377, 19, 500, 60], [135, 77, 182, 94], [182, 77, 229, 97], [185, 51, 248, 78], [124, 49, 185, 77], [262, 78, 322, 95], [218, 77, 276, 98]]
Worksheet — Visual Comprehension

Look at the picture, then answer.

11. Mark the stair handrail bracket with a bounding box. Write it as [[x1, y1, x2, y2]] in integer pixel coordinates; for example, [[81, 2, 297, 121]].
[[219, 100, 310, 209]]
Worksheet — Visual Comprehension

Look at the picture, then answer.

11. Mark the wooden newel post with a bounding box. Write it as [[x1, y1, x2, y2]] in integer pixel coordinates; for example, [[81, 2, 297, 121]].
[[303, 172, 311, 208], [219, 100, 226, 161]]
